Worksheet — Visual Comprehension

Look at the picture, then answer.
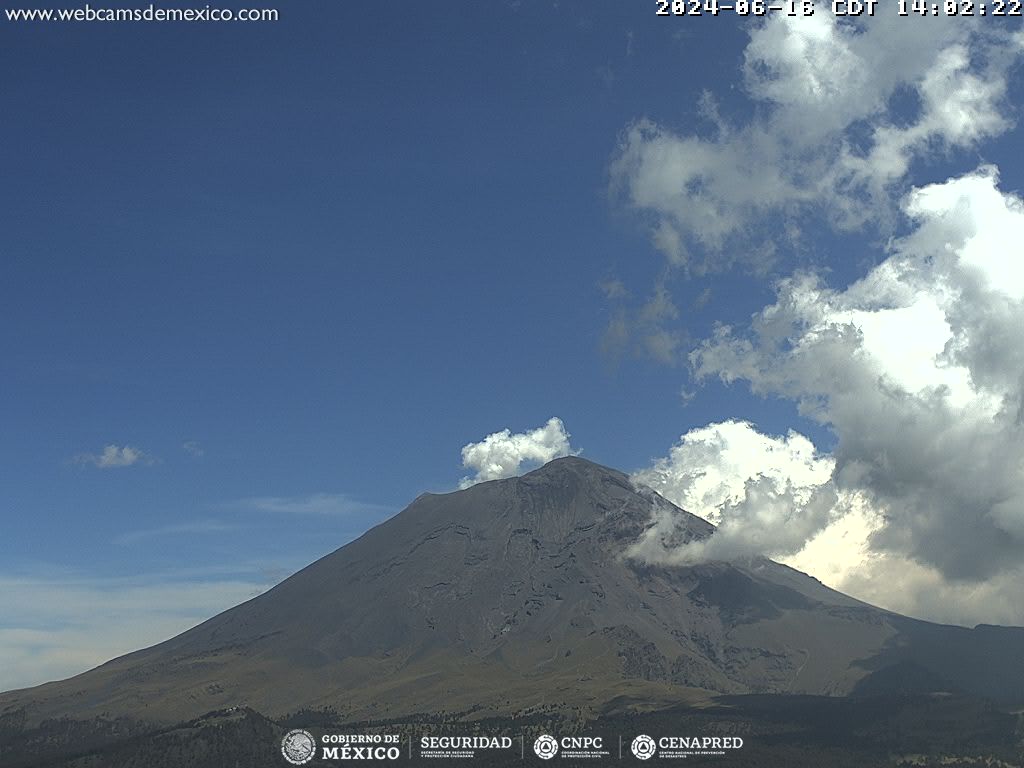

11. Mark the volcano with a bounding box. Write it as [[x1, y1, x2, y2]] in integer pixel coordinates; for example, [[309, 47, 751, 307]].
[[3, 457, 1024, 732]]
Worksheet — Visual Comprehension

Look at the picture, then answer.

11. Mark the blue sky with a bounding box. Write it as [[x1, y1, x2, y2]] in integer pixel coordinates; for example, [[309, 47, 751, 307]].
[[4, 2, 1024, 690]]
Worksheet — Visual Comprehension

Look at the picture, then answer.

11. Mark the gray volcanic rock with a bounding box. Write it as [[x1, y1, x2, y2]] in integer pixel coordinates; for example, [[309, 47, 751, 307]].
[[3, 457, 1023, 728]]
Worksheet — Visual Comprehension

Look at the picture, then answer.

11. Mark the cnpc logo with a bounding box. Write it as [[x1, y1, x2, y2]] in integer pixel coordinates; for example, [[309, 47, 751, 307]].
[[533, 734, 604, 760], [533, 734, 558, 760]]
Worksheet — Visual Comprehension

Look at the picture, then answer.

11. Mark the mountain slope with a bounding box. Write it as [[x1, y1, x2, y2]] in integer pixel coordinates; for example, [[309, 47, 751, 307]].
[[3, 457, 1023, 729]]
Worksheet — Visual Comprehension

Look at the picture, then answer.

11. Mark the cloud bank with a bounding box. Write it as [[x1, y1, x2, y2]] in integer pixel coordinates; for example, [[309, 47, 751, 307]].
[[615, 16, 1024, 626], [633, 168, 1024, 625], [693, 168, 1024, 581], [460, 417, 574, 488]]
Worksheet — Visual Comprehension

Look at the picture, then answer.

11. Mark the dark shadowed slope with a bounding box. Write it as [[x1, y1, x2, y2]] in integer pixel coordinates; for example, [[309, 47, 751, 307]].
[[3, 457, 1023, 730]]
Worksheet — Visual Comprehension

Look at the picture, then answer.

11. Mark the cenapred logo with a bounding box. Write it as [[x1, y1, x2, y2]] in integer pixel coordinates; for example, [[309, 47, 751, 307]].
[[281, 729, 316, 765], [533, 734, 559, 760], [631, 734, 657, 760]]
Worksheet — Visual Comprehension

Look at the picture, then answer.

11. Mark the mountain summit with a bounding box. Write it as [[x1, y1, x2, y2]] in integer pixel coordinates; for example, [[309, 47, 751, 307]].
[[4, 457, 1024, 728]]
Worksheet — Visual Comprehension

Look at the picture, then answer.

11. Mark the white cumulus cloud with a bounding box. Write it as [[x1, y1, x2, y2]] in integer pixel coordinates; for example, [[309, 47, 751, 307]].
[[459, 417, 574, 488], [629, 420, 850, 564]]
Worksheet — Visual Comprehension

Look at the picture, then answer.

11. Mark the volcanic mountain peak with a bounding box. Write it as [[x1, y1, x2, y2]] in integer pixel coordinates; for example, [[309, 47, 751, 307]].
[[517, 454, 629, 487], [5, 455, 1024, 732], [435, 455, 713, 549]]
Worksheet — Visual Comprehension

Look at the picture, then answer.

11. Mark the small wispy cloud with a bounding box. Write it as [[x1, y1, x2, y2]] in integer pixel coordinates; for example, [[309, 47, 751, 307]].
[[114, 519, 236, 546], [72, 444, 155, 469], [601, 280, 687, 366], [182, 440, 204, 457], [229, 493, 392, 517]]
